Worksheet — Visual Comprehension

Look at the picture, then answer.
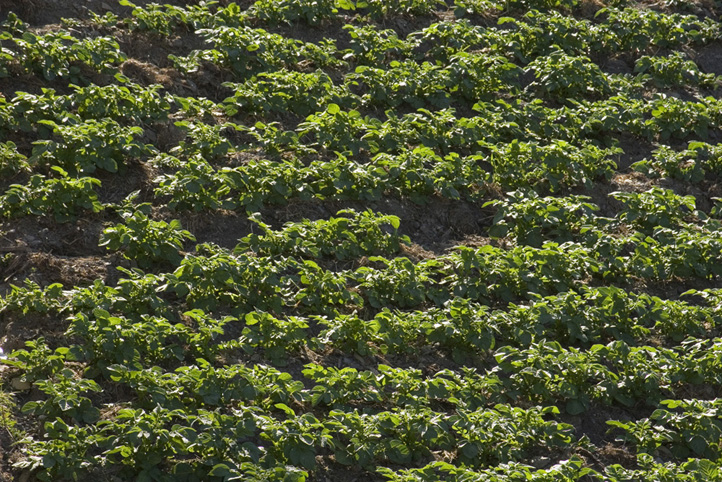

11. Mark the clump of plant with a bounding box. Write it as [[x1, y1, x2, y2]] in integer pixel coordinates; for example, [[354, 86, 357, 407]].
[[0, 391, 23, 443], [611, 186, 698, 233], [0, 141, 30, 177], [525, 50, 611, 101], [635, 52, 718, 89], [485, 190, 605, 246], [236, 209, 410, 260], [31, 118, 150, 174], [100, 197, 195, 269], [0, 167, 103, 222], [11, 29, 126, 82], [249, 0, 343, 26]]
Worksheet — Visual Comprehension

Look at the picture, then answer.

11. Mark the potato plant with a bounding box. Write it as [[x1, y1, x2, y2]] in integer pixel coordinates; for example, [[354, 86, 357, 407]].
[[4, 0, 722, 480]]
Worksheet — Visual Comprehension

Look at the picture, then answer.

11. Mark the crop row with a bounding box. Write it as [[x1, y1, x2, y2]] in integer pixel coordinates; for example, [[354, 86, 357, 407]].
[[3, 200, 722, 316], [380, 455, 722, 482], [19, 396, 577, 481], [2, 79, 721, 199], [5, 269, 720, 368], [211, 44, 721, 108], [3, 91, 721, 184], [9, 307, 722, 478], [115, 2, 721, 63], [84, 238, 717, 316], [11, 330, 722, 480]]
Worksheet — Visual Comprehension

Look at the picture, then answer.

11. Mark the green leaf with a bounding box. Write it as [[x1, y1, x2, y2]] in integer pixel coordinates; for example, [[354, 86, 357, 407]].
[[209, 463, 235, 477], [390, 440, 409, 455], [299, 449, 316, 470], [82, 406, 100, 423], [335, 450, 352, 465], [336, 0, 355, 10], [566, 399, 586, 416], [42, 454, 56, 468], [58, 399, 71, 412], [461, 443, 479, 459], [274, 403, 295, 416], [50, 165, 68, 177], [689, 435, 708, 455], [488, 224, 509, 239], [387, 215, 400, 230], [245, 312, 261, 325]]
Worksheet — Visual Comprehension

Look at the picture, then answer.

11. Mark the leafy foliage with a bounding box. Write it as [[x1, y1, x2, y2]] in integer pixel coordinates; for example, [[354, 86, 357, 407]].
[[0, 168, 103, 221], [5, 0, 722, 480], [100, 205, 196, 269]]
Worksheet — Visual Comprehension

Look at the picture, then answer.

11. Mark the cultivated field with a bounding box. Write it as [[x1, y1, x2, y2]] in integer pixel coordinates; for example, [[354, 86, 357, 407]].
[[1, 0, 722, 480]]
